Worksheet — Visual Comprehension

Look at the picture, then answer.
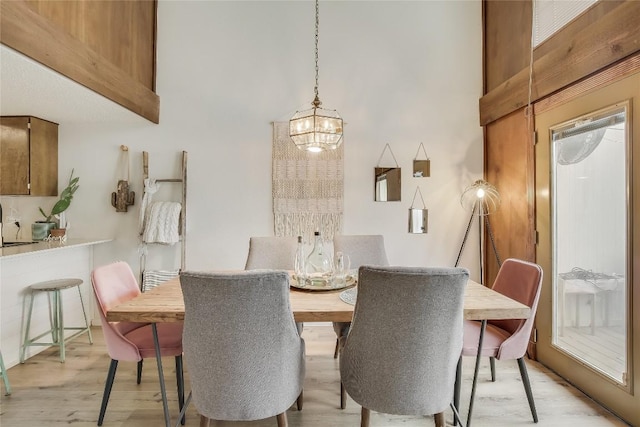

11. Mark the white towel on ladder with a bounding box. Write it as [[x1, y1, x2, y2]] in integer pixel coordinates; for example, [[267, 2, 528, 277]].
[[139, 178, 160, 236], [142, 201, 181, 244]]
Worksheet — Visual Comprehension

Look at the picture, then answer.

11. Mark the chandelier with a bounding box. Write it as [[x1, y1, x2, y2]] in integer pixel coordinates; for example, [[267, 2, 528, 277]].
[[289, 0, 343, 153]]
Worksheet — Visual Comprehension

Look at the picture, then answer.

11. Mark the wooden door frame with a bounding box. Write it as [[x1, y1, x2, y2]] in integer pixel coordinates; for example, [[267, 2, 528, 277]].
[[534, 65, 639, 426]]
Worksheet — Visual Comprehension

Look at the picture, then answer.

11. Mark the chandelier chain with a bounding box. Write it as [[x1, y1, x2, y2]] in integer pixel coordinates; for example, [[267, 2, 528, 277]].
[[314, 0, 320, 105]]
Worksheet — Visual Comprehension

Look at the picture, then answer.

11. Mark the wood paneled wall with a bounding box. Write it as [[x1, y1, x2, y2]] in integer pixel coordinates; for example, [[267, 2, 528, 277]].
[[483, 0, 531, 93], [0, 0, 159, 123], [484, 108, 535, 284], [23, 0, 156, 90], [482, 0, 640, 285], [481, 0, 640, 126]]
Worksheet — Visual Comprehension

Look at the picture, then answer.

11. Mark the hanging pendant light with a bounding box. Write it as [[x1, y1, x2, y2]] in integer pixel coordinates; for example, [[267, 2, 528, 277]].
[[289, 0, 343, 153]]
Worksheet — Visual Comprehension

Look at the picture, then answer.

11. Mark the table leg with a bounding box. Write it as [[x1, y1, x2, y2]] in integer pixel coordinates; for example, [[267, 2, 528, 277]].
[[152, 323, 171, 427], [466, 319, 486, 427]]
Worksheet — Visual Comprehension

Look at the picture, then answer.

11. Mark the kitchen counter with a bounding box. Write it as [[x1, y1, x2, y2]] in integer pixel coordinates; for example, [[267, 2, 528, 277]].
[[0, 238, 111, 259], [1, 237, 112, 368]]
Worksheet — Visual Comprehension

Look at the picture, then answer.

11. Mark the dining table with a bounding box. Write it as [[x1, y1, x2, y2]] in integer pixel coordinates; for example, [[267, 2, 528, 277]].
[[106, 276, 530, 427]]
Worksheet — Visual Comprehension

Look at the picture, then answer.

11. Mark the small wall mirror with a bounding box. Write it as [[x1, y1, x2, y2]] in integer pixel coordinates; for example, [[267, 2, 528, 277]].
[[408, 186, 428, 233], [408, 208, 428, 233], [413, 142, 431, 177], [375, 167, 401, 201], [375, 144, 401, 201], [413, 160, 430, 177]]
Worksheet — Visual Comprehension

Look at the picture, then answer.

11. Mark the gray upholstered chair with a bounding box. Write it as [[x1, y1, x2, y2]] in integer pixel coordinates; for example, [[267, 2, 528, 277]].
[[340, 266, 468, 426], [244, 235, 304, 338], [179, 270, 305, 427], [244, 236, 298, 270], [332, 234, 389, 358]]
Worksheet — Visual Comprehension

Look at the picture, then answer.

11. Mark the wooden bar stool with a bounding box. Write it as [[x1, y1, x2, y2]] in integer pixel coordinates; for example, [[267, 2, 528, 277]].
[[0, 349, 11, 395], [21, 278, 93, 363]]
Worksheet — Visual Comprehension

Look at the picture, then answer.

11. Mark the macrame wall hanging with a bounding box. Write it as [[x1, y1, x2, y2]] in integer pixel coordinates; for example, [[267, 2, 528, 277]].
[[272, 122, 344, 242]]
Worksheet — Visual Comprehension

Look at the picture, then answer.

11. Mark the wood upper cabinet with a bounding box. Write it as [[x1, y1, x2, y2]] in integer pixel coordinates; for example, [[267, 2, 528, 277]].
[[0, 116, 58, 196]]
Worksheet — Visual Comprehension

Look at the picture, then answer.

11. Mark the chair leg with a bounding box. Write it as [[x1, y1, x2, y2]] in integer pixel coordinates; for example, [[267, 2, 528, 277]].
[[276, 412, 288, 427], [454, 356, 461, 423], [199, 415, 210, 427], [175, 391, 193, 427], [98, 359, 118, 426], [0, 350, 12, 396], [21, 290, 36, 363], [450, 402, 463, 427], [335, 328, 348, 359], [137, 360, 143, 384], [55, 290, 66, 363], [434, 412, 445, 427], [297, 389, 303, 410], [361, 407, 370, 427], [48, 291, 58, 344], [76, 285, 93, 344], [176, 355, 185, 425], [340, 381, 346, 409], [490, 356, 496, 382], [517, 357, 539, 423]]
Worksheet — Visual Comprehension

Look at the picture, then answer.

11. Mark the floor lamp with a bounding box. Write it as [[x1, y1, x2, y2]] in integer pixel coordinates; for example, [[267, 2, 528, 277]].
[[454, 180, 502, 285]]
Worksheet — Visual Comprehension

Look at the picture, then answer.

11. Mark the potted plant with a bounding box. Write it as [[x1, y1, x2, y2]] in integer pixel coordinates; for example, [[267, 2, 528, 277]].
[[33, 169, 79, 240]]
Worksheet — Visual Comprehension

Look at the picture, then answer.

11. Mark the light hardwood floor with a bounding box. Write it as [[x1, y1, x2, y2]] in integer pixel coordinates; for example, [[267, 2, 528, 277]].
[[0, 325, 630, 427]]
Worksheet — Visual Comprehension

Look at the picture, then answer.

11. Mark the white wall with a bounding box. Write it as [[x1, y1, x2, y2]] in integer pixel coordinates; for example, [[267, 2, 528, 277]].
[[3, 1, 484, 279]]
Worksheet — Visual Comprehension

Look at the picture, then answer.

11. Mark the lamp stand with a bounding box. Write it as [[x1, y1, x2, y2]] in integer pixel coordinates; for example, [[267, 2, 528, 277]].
[[454, 201, 501, 285]]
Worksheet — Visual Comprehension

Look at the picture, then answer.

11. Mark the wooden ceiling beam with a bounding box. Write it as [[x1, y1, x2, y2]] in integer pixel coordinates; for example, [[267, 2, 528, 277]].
[[479, 0, 640, 126], [0, 1, 159, 124]]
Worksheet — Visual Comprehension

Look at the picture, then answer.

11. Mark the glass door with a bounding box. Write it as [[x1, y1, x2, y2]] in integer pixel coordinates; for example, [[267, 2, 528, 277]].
[[535, 72, 639, 424], [552, 104, 628, 383]]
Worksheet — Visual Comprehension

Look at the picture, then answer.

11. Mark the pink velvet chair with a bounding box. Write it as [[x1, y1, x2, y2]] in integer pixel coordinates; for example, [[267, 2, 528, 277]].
[[460, 258, 543, 425], [91, 261, 184, 426]]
